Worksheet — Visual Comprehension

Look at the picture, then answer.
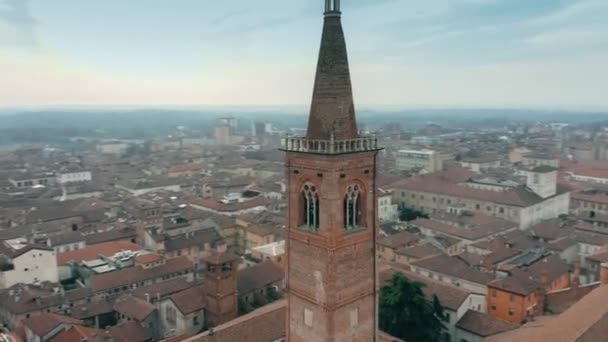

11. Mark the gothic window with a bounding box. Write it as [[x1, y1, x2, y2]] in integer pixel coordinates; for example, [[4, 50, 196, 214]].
[[344, 184, 362, 231], [301, 183, 320, 230]]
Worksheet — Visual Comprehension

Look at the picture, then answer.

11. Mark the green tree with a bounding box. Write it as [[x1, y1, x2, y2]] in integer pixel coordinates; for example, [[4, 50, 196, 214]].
[[379, 273, 447, 342], [398, 205, 429, 222]]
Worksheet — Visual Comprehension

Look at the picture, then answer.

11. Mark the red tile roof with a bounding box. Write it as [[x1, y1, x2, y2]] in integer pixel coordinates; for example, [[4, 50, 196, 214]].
[[113, 295, 156, 321], [377, 231, 420, 249], [183, 300, 286, 342], [110, 321, 153, 342], [456, 310, 517, 337], [52, 325, 111, 342], [411, 215, 516, 241], [391, 167, 569, 207], [22, 313, 81, 337], [238, 261, 284, 296], [135, 253, 163, 265], [168, 164, 202, 174], [57, 241, 141, 266], [169, 285, 206, 315]]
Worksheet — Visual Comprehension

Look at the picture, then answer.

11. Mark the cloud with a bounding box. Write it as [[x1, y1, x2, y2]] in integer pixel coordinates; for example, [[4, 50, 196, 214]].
[[0, 0, 38, 48], [528, 0, 608, 26], [524, 26, 608, 47]]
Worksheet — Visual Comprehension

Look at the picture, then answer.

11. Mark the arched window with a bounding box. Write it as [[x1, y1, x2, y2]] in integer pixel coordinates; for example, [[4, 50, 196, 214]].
[[301, 183, 320, 230], [344, 184, 362, 231]]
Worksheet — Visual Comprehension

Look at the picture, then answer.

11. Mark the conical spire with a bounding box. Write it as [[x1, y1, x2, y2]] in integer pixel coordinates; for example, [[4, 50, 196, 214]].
[[306, 0, 358, 140]]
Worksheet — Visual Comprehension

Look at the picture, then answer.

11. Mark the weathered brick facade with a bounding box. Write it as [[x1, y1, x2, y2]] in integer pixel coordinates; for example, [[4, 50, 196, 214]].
[[286, 150, 378, 342], [203, 251, 239, 327], [284, 2, 379, 340]]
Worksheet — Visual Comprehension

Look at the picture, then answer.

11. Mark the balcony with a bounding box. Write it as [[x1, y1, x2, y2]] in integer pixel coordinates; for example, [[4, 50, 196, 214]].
[[281, 134, 381, 155]]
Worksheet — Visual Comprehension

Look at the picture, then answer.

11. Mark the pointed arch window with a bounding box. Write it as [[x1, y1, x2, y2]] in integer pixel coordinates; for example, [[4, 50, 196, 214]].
[[344, 184, 362, 231], [301, 183, 320, 230]]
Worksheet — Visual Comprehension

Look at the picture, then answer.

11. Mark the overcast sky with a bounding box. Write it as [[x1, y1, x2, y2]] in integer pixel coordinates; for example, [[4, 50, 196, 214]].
[[1, 0, 607, 109]]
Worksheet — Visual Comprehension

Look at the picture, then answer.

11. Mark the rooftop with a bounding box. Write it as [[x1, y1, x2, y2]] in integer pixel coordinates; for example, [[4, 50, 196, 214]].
[[57, 240, 141, 266], [456, 310, 518, 337], [89, 256, 193, 292], [238, 261, 284, 296], [487, 284, 608, 342]]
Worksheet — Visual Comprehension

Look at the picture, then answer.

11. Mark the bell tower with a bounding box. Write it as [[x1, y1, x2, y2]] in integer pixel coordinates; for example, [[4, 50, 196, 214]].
[[282, 1, 381, 341]]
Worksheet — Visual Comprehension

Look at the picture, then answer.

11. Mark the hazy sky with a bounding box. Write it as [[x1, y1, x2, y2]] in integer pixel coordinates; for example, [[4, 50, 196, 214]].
[[1, 0, 607, 109]]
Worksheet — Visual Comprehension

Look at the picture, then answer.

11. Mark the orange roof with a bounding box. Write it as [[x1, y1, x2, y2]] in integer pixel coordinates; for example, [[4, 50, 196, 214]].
[[570, 165, 608, 179], [57, 241, 141, 266], [168, 164, 202, 174], [52, 325, 111, 342], [135, 253, 163, 264]]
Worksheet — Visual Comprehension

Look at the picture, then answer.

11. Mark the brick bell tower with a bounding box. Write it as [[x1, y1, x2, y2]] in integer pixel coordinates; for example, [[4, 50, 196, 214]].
[[282, 1, 381, 341]]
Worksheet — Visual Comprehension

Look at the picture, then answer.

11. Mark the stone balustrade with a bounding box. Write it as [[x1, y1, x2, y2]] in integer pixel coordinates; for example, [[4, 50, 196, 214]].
[[282, 134, 379, 154]]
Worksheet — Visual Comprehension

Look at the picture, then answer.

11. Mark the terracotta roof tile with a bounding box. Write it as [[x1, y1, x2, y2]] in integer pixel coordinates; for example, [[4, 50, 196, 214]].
[[183, 300, 286, 342], [52, 325, 111, 342], [113, 295, 156, 321], [169, 285, 206, 315], [22, 313, 81, 337], [131, 278, 193, 302], [57, 241, 141, 266], [456, 310, 517, 337], [377, 231, 419, 249], [411, 254, 495, 286], [110, 321, 154, 342], [238, 261, 284, 296]]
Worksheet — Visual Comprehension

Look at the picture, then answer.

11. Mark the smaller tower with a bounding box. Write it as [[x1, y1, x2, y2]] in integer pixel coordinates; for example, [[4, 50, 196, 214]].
[[203, 250, 239, 327], [526, 166, 557, 199]]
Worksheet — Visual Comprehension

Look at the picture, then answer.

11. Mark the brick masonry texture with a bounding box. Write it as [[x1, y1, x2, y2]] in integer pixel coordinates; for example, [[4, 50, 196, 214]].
[[306, 15, 359, 141]]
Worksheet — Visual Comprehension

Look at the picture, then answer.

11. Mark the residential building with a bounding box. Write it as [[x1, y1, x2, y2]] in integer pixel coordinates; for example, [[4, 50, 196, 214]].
[[161, 285, 207, 338], [114, 294, 160, 340], [396, 149, 442, 173], [56, 169, 92, 185], [96, 142, 129, 155], [486, 255, 570, 324], [378, 189, 398, 222], [487, 263, 608, 342], [391, 167, 570, 229], [87, 256, 194, 296], [8, 173, 56, 188], [0, 242, 58, 288]]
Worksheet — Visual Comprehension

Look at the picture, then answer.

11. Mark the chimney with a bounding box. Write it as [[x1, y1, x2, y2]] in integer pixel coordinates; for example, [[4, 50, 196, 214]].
[[601, 263, 608, 285], [572, 262, 581, 288], [540, 258, 549, 287], [156, 292, 161, 302], [145, 293, 150, 303]]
